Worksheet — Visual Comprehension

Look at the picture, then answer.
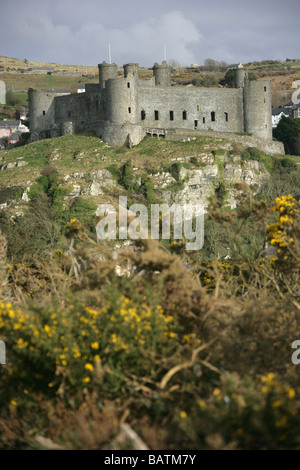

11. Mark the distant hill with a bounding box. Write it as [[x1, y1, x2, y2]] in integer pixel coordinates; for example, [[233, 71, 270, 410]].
[[0, 56, 300, 106]]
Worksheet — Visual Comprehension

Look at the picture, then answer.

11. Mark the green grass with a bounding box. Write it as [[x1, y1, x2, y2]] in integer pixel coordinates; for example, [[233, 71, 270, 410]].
[[0, 72, 98, 94], [5, 92, 28, 106], [0, 133, 290, 201]]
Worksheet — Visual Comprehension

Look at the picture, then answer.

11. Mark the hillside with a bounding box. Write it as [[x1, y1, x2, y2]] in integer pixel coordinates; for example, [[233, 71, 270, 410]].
[[0, 132, 300, 449], [0, 133, 299, 255]]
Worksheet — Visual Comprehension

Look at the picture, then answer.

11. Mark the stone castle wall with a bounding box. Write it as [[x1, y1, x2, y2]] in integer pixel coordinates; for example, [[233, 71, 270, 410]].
[[164, 128, 284, 155], [138, 86, 244, 133], [28, 61, 279, 152]]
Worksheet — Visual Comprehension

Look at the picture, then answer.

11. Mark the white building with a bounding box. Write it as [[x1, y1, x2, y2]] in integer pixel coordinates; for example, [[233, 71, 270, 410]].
[[272, 108, 289, 128], [0, 120, 29, 138], [77, 84, 86, 93]]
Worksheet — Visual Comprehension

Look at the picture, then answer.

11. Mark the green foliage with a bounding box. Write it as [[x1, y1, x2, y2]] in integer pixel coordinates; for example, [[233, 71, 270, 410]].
[[214, 180, 229, 205], [0, 186, 23, 204], [105, 164, 121, 181], [0, 195, 61, 262], [257, 162, 300, 202], [191, 75, 218, 88], [241, 147, 274, 173], [68, 198, 97, 232], [214, 155, 225, 174], [280, 158, 298, 168], [273, 117, 300, 155], [140, 174, 157, 204], [170, 162, 182, 182], [190, 156, 207, 168], [120, 160, 134, 190], [182, 163, 191, 169], [213, 149, 226, 157], [28, 183, 44, 202], [0, 187, 300, 449], [219, 69, 234, 87], [36, 175, 49, 192], [219, 69, 257, 87], [5, 92, 28, 107], [14, 132, 31, 148]]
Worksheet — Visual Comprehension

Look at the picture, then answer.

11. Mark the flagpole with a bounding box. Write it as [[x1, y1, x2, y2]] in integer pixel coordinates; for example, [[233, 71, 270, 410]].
[[109, 44, 112, 64]]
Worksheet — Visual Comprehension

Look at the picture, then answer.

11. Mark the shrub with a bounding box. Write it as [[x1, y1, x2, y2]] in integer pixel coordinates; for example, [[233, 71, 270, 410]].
[[241, 147, 274, 172], [105, 164, 121, 181], [0, 186, 23, 204], [68, 198, 97, 232], [120, 160, 134, 190], [170, 162, 182, 182], [140, 175, 157, 204], [0, 185, 300, 449]]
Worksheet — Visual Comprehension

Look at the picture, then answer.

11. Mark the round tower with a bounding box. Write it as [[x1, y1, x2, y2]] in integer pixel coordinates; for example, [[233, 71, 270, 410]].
[[28, 89, 56, 135], [243, 80, 272, 140], [98, 61, 118, 88], [233, 67, 248, 88], [152, 61, 172, 86], [124, 63, 139, 79], [106, 76, 138, 124]]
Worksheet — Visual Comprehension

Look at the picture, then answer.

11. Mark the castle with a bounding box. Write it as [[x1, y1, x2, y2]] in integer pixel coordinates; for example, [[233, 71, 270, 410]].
[[28, 61, 273, 147]]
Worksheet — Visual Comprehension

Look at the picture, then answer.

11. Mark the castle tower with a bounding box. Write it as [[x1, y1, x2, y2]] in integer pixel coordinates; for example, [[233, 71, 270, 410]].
[[152, 61, 171, 86], [124, 63, 139, 79], [28, 89, 56, 137], [233, 67, 248, 88], [243, 80, 272, 140], [106, 73, 138, 124], [98, 61, 118, 88]]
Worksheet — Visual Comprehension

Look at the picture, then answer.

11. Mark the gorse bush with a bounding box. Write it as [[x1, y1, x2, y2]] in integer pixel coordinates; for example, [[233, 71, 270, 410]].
[[0, 296, 181, 398]]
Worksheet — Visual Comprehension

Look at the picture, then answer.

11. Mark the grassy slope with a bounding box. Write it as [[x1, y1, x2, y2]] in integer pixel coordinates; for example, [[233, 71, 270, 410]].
[[0, 134, 225, 184], [0, 133, 298, 210]]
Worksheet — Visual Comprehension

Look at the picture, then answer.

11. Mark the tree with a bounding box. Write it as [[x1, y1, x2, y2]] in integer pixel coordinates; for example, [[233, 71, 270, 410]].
[[273, 116, 300, 155], [168, 59, 181, 68], [219, 69, 257, 88]]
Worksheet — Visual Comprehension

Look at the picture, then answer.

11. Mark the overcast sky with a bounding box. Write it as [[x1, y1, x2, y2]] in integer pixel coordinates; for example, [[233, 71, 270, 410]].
[[1, 0, 299, 67]]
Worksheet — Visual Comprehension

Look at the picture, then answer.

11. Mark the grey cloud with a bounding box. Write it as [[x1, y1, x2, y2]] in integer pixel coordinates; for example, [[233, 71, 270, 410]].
[[0, 0, 299, 66]]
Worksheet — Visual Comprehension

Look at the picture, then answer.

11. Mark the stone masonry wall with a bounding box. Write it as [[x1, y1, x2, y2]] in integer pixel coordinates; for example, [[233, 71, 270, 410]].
[[164, 128, 284, 155], [138, 86, 244, 134]]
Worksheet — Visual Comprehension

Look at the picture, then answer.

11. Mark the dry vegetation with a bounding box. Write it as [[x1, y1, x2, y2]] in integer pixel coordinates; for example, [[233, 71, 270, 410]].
[[0, 138, 300, 448]]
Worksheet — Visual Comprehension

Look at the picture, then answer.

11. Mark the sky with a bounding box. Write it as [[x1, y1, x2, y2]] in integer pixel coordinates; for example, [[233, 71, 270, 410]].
[[1, 0, 299, 67]]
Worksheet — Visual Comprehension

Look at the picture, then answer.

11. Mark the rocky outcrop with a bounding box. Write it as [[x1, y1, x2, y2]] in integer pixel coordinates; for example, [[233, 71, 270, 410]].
[[0, 161, 28, 170], [159, 157, 269, 210]]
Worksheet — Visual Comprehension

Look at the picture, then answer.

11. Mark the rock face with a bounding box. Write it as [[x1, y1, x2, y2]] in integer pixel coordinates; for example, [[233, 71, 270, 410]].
[[63, 169, 116, 198], [61, 156, 269, 210], [159, 158, 269, 210], [0, 161, 28, 170], [89, 181, 103, 196], [87, 169, 116, 196], [0, 147, 270, 217]]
